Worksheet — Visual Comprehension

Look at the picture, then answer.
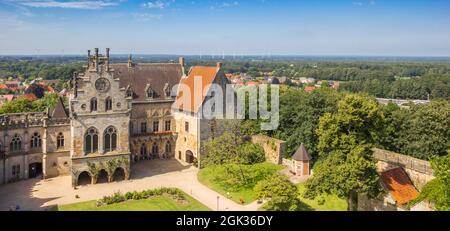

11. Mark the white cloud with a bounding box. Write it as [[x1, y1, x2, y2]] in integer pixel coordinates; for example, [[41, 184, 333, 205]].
[[210, 1, 239, 10], [16, 1, 119, 10], [132, 13, 162, 21], [141, 0, 175, 9]]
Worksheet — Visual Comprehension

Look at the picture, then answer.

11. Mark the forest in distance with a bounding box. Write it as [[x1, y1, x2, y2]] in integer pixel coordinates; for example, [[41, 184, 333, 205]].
[[0, 55, 449, 100]]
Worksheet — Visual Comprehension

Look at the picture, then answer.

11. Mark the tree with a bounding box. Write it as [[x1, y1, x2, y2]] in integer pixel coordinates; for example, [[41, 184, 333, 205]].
[[202, 129, 265, 186], [305, 94, 383, 210], [0, 93, 63, 114], [316, 94, 384, 158], [0, 97, 35, 114], [254, 174, 302, 211], [273, 87, 340, 159], [416, 153, 450, 211], [395, 101, 450, 159]]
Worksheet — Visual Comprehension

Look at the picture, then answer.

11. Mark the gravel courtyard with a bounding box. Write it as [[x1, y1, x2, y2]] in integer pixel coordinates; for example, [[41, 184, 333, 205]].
[[0, 159, 260, 211]]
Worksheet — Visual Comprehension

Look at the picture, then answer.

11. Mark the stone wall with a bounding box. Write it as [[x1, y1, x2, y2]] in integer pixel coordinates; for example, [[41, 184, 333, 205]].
[[45, 151, 70, 178], [358, 194, 404, 211], [251, 135, 285, 165], [373, 148, 434, 190]]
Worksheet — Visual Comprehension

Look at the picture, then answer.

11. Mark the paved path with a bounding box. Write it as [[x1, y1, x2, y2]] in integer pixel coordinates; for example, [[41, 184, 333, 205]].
[[0, 159, 260, 211]]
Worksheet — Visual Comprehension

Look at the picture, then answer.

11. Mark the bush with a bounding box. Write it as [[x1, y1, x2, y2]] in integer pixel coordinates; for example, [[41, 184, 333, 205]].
[[254, 174, 302, 211], [97, 188, 187, 207]]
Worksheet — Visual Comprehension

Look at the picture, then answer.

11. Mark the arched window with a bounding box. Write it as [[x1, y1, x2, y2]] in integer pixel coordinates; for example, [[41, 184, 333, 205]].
[[152, 143, 159, 157], [9, 134, 22, 152], [30, 132, 41, 149], [105, 97, 112, 111], [104, 126, 117, 152], [90, 97, 97, 112], [57, 132, 64, 149], [85, 128, 98, 154]]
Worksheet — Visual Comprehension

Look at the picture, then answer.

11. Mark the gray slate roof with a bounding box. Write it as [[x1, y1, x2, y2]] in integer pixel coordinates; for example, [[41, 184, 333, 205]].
[[292, 143, 311, 161]]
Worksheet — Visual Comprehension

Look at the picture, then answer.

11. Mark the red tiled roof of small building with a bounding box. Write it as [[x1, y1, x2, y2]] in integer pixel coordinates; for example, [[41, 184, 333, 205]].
[[380, 167, 419, 205]]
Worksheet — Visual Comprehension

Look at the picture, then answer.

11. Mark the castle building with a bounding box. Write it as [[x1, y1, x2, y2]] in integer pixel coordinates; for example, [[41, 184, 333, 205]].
[[0, 48, 231, 187]]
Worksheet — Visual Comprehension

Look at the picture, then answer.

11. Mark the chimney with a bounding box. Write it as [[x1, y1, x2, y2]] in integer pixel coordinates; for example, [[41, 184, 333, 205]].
[[105, 48, 110, 71], [87, 50, 91, 68], [179, 57, 185, 67], [179, 57, 185, 75], [94, 48, 99, 72], [216, 62, 223, 69], [127, 54, 133, 68]]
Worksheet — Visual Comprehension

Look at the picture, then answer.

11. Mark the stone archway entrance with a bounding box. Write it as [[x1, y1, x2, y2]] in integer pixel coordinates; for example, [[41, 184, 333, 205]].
[[112, 167, 125, 182], [28, 162, 42, 178], [185, 150, 194, 164], [78, 171, 92, 186], [97, 169, 108, 184]]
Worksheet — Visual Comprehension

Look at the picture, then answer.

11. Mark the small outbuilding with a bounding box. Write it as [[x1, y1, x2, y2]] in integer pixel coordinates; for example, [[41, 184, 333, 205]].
[[292, 143, 312, 176]]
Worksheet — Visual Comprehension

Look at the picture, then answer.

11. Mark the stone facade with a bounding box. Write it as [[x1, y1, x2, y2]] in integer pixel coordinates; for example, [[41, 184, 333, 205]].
[[1, 48, 232, 187], [0, 111, 71, 184]]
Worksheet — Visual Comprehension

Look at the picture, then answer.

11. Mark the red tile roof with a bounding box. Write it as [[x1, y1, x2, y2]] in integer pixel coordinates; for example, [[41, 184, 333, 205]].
[[246, 81, 260, 86], [304, 86, 317, 92], [174, 66, 219, 113], [20, 93, 37, 101], [381, 168, 419, 205], [0, 94, 15, 101]]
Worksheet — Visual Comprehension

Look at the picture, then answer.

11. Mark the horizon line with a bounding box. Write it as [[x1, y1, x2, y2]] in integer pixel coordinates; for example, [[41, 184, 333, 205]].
[[1, 53, 450, 58]]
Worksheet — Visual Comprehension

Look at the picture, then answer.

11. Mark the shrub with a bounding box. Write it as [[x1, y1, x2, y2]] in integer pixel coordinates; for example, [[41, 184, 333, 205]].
[[97, 188, 187, 207]]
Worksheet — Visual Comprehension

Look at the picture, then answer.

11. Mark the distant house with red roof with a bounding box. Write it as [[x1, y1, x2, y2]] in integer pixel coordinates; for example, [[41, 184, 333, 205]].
[[304, 86, 317, 92], [0, 94, 15, 106], [246, 81, 260, 86], [20, 93, 38, 101]]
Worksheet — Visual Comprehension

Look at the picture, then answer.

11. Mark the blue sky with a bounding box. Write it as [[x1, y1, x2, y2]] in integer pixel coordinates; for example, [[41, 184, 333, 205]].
[[0, 0, 449, 56]]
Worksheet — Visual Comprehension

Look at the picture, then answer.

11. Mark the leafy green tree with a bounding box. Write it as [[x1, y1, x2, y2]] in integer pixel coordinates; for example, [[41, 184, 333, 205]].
[[273, 87, 340, 158], [255, 174, 302, 211], [305, 145, 381, 210], [306, 94, 383, 210], [395, 101, 450, 159], [0, 97, 35, 114], [316, 94, 384, 157], [415, 153, 450, 211], [0, 93, 63, 114]]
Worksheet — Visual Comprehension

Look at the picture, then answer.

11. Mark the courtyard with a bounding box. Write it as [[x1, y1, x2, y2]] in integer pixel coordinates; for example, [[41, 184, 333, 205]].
[[0, 159, 259, 211]]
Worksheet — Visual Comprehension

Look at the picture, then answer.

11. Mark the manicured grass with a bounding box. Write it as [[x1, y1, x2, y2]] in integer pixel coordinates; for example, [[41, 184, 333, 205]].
[[58, 193, 210, 211], [297, 183, 347, 211], [197, 162, 284, 205]]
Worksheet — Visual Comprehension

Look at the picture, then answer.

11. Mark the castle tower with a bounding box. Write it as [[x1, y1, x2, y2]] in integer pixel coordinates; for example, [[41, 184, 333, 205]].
[[69, 48, 131, 187]]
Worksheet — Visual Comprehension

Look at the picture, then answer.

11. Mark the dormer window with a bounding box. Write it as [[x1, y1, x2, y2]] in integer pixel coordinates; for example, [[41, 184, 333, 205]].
[[126, 88, 133, 98], [164, 83, 171, 97], [147, 88, 155, 98], [145, 84, 155, 99]]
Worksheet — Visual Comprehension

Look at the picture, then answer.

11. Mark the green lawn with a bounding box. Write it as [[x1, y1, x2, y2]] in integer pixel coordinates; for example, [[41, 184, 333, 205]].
[[297, 183, 347, 211], [58, 193, 211, 211], [198, 162, 284, 205]]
